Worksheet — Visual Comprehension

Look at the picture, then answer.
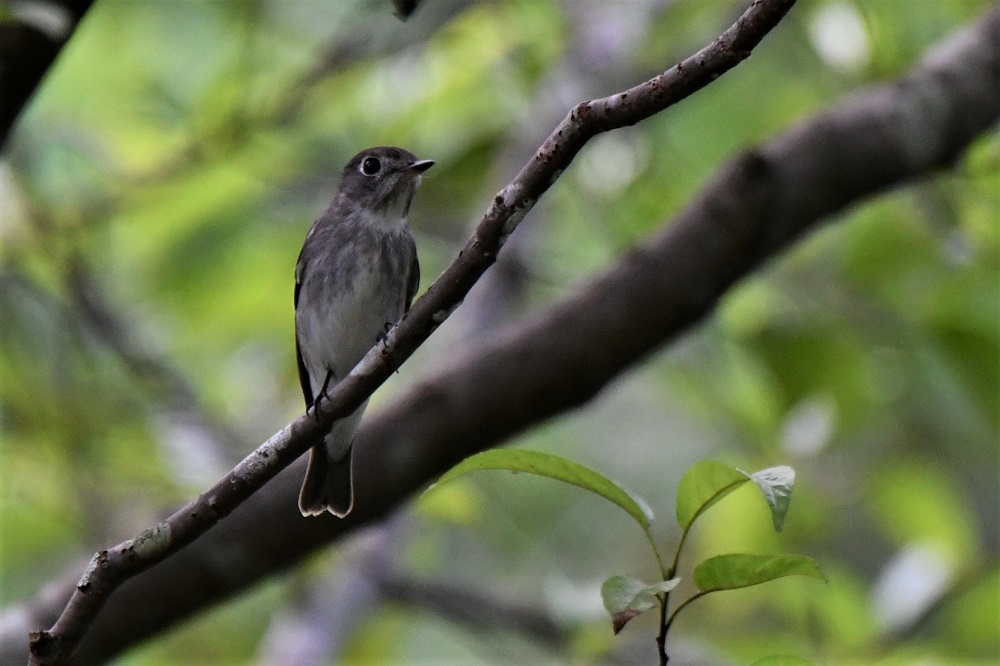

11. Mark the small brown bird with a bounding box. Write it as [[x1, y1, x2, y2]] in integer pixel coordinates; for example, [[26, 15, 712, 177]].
[[294, 147, 432, 517]]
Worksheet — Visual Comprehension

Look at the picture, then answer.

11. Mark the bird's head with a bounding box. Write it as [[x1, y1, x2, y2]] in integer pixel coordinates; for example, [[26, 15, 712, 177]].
[[339, 146, 434, 219]]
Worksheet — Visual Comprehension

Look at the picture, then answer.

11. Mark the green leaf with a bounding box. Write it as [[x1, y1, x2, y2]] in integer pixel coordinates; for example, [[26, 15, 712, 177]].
[[432, 449, 653, 530], [750, 465, 795, 532], [675, 461, 750, 530], [693, 554, 827, 592], [601, 575, 680, 634], [749, 657, 817, 666]]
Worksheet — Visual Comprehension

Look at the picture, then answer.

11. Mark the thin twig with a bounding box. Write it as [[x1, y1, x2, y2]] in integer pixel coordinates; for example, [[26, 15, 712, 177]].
[[657, 594, 669, 665]]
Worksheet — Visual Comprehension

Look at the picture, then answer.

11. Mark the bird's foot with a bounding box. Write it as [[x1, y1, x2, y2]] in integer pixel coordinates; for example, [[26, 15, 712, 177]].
[[309, 369, 334, 423], [377, 321, 393, 344]]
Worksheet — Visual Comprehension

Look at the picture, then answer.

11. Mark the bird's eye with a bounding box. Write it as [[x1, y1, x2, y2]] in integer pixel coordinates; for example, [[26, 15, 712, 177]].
[[360, 156, 382, 176]]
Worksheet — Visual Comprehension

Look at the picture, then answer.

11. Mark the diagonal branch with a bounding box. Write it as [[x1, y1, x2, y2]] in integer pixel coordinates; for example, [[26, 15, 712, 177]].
[[8, 4, 999, 664], [25, 1, 798, 662], [0, 0, 96, 150]]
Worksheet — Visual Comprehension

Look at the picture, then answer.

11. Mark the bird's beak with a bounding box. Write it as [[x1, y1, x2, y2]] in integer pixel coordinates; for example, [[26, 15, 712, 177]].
[[408, 159, 435, 173]]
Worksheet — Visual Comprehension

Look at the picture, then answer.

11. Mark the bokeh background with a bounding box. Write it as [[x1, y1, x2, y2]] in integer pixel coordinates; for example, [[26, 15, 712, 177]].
[[1, 0, 997, 663]]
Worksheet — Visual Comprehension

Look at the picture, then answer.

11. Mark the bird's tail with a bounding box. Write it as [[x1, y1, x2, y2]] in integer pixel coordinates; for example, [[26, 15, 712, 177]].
[[298, 443, 354, 517]]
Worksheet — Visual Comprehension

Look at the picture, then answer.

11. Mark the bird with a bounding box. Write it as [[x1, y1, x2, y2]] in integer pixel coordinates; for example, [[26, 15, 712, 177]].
[[294, 146, 433, 517]]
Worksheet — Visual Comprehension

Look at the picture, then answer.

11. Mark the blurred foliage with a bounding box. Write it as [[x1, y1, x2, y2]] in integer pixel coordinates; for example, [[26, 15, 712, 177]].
[[1, 0, 998, 663]]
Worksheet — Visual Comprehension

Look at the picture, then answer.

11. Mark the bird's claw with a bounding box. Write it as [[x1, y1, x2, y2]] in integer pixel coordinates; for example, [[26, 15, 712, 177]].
[[376, 321, 393, 345], [310, 370, 334, 423]]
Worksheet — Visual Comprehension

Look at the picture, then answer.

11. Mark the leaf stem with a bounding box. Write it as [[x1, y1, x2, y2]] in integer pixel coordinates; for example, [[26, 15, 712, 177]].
[[645, 528, 669, 580], [665, 591, 709, 631], [668, 525, 690, 579], [657, 593, 669, 665]]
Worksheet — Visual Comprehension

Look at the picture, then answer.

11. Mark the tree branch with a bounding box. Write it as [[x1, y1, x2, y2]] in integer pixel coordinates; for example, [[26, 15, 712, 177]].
[[0, 0, 95, 150], [17, 0, 999, 663], [26, 6, 993, 662], [24, 1, 797, 662]]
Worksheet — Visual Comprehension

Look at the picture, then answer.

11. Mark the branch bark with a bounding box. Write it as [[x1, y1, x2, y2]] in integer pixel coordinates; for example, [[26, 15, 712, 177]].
[[11, 1, 999, 663], [23, 1, 798, 663], [0, 0, 95, 150]]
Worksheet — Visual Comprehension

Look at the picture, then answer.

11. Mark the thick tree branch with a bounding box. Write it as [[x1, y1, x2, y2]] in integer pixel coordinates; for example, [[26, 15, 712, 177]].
[[0, 0, 95, 150], [24, 1, 797, 662], [14, 2, 997, 664], [12, 6, 990, 662]]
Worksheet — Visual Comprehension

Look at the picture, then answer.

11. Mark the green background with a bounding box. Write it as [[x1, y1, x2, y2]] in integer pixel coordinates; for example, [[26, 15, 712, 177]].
[[1, 0, 997, 663]]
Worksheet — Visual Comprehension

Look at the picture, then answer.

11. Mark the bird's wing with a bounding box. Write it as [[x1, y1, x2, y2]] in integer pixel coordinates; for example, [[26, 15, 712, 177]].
[[405, 237, 420, 312], [294, 259, 314, 408]]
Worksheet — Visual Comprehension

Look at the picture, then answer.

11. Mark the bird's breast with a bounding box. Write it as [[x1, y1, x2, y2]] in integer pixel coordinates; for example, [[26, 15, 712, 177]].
[[296, 228, 415, 383]]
